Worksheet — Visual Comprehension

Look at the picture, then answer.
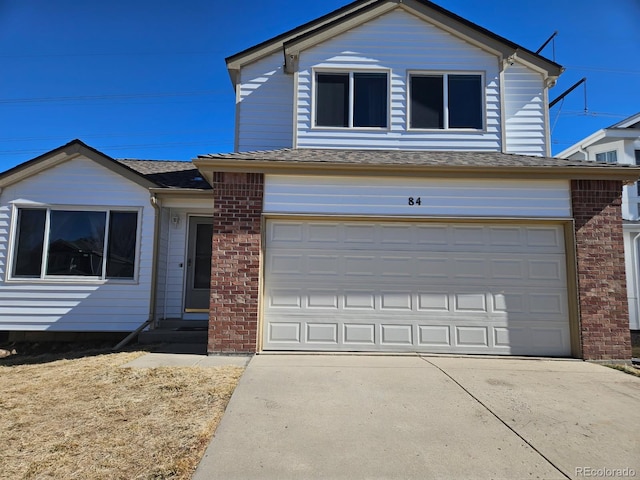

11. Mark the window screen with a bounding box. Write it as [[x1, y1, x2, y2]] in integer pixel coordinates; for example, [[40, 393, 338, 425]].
[[353, 73, 387, 127], [448, 75, 483, 129], [106, 211, 138, 278], [13, 209, 46, 277], [410, 75, 444, 129], [316, 73, 349, 127]]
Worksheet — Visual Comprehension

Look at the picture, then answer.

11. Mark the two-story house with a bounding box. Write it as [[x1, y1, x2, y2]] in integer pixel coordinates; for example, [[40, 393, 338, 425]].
[[557, 113, 640, 338], [0, 0, 637, 360]]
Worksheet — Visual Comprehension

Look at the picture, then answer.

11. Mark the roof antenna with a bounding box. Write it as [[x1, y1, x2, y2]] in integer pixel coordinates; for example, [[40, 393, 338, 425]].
[[536, 31, 558, 61], [549, 77, 587, 111]]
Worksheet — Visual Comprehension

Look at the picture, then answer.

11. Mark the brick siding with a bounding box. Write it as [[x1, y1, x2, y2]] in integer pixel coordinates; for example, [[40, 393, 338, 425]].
[[208, 172, 263, 353], [572, 179, 631, 360]]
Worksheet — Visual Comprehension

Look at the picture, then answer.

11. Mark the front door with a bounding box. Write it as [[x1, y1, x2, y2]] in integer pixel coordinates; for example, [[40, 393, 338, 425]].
[[185, 216, 213, 312]]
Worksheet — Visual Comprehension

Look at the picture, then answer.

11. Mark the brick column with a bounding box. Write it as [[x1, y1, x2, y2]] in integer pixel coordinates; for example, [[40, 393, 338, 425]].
[[208, 172, 263, 353], [571, 179, 631, 360]]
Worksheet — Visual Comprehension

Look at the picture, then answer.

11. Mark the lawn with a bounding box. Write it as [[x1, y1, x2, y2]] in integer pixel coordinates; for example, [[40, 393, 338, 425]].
[[0, 350, 244, 479]]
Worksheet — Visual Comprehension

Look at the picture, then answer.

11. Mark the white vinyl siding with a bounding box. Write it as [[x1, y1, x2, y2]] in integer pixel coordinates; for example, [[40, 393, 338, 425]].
[[154, 206, 212, 321], [296, 9, 501, 151], [263, 219, 571, 355], [0, 156, 154, 331], [264, 175, 572, 218], [154, 207, 170, 321], [503, 63, 547, 156], [236, 52, 294, 151]]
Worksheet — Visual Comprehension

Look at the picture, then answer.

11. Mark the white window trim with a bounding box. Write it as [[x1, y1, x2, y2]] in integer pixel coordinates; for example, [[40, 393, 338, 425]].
[[6, 204, 142, 284], [406, 70, 486, 132], [311, 68, 391, 131]]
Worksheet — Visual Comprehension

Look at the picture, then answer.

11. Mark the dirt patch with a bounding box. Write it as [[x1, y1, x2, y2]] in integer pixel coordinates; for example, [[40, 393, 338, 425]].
[[0, 350, 244, 479]]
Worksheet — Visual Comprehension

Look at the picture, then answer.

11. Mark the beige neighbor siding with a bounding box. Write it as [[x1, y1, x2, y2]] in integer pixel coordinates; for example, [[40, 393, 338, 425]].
[[503, 63, 548, 156], [236, 51, 294, 151], [296, 8, 502, 151], [0, 156, 154, 331]]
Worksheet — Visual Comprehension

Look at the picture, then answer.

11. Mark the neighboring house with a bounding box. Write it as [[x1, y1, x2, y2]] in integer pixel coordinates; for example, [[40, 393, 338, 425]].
[[0, 0, 638, 360], [557, 113, 640, 336]]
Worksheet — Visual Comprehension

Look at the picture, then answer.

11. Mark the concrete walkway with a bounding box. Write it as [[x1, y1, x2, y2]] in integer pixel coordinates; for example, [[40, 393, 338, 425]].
[[193, 354, 640, 480], [123, 352, 251, 368]]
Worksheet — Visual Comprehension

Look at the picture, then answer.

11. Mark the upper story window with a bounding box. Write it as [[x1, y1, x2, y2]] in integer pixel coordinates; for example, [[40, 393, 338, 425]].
[[11, 207, 139, 280], [595, 150, 617, 164], [315, 72, 388, 128], [409, 73, 483, 130]]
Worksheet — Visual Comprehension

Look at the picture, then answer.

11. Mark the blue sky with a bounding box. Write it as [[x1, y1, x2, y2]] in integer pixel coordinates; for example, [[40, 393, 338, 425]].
[[1, 0, 638, 170]]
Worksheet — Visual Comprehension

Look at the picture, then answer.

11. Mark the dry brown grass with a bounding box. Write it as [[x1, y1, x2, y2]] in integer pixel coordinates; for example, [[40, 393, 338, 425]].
[[606, 363, 640, 377], [0, 351, 244, 480]]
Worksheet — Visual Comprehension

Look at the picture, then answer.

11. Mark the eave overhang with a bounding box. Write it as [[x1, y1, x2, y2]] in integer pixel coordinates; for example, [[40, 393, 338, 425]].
[[0, 140, 157, 190], [226, 0, 563, 87], [193, 157, 640, 186]]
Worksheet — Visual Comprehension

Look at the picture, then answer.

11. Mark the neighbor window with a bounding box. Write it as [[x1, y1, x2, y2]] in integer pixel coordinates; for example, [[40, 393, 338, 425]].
[[595, 150, 617, 163], [12, 208, 138, 279], [409, 73, 483, 129], [315, 72, 388, 128]]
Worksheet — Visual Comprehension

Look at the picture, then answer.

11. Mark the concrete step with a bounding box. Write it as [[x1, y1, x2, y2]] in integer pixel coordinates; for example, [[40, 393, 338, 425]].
[[156, 319, 208, 330], [144, 343, 208, 354], [138, 329, 207, 345]]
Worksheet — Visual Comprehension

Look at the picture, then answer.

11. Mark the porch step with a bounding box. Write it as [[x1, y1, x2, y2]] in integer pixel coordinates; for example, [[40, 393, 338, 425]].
[[138, 328, 207, 345], [156, 319, 208, 330]]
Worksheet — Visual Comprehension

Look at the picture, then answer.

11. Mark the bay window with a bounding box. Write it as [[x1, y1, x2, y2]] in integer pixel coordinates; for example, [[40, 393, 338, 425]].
[[12, 207, 139, 280]]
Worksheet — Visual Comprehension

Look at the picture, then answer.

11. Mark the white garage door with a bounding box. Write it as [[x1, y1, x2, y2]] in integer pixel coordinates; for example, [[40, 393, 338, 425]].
[[263, 220, 571, 356]]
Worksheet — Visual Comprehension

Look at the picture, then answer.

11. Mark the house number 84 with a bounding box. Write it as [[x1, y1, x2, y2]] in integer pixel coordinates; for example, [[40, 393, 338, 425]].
[[408, 197, 422, 206]]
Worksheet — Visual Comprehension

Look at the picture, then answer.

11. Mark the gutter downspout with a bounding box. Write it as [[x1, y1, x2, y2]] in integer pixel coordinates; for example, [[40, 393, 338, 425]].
[[112, 192, 161, 351], [148, 193, 161, 328]]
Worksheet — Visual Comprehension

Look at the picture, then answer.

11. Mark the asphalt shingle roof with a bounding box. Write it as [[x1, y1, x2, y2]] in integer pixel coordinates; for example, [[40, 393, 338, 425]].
[[198, 148, 636, 170], [117, 159, 211, 189]]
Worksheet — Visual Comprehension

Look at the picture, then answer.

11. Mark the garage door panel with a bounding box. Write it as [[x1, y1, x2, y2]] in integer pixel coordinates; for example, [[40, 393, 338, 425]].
[[307, 323, 338, 344], [266, 286, 566, 317], [455, 326, 489, 347], [263, 220, 571, 356], [418, 325, 452, 346], [269, 255, 566, 286], [344, 324, 376, 344]]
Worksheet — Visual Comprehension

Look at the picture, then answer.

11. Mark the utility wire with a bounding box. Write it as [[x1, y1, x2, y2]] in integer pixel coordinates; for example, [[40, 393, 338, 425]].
[[0, 90, 226, 104]]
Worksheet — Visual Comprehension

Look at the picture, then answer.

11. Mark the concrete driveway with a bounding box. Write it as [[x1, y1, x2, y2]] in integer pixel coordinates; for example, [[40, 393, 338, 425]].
[[193, 355, 640, 480]]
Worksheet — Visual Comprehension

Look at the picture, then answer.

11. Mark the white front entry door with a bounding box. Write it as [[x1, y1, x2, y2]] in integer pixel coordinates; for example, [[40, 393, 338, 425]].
[[263, 220, 571, 356]]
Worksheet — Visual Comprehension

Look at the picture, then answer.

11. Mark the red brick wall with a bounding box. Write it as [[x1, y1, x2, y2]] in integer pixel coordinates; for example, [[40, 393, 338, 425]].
[[208, 172, 263, 353], [572, 179, 631, 360]]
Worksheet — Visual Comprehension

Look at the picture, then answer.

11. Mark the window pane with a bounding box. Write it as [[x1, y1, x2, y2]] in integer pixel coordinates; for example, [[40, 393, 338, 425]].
[[410, 75, 443, 129], [596, 151, 617, 163], [448, 75, 483, 129], [106, 211, 138, 278], [316, 73, 348, 127], [353, 73, 387, 127], [47, 211, 106, 276], [14, 209, 46, 277]]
